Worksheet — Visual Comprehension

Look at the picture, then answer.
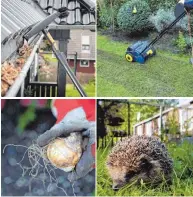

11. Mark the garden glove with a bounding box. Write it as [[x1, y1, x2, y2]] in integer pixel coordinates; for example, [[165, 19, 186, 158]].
[[68, 123, 95, 182], [36, 99, 96, 180], [36, 107, 91, 147]]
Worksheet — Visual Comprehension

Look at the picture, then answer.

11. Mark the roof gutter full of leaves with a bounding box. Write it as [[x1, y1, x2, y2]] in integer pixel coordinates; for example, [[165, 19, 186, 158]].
[[5, 34, 44, 97]]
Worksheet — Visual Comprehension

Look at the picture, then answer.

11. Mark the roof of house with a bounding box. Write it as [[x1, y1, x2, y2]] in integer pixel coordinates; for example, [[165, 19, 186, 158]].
[[1, 0, 96, 63], [1, 0, 46, 43], [1, 0, 47, 62], [35, 0, 96, 25]]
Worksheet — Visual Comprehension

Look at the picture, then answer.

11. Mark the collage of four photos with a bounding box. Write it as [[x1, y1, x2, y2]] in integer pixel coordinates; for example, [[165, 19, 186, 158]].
[[1, 0, 193, 196]]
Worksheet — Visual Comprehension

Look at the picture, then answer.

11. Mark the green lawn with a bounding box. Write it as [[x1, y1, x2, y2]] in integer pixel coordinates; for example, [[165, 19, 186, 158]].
[[41, 54, 95, 97], [97, 34, 193, 97], [42, 53, 58, 63], [66, 83, 95, 97], [97, 141, 193, 196]]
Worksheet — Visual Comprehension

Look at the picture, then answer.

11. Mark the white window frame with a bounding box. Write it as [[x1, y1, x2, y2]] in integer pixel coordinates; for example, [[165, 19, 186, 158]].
[[80, 60, 90, 67], [81, 35, 90, 53]]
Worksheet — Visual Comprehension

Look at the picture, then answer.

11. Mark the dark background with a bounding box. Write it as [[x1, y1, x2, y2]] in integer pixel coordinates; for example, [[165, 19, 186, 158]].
[[1, 99, 95, 196]]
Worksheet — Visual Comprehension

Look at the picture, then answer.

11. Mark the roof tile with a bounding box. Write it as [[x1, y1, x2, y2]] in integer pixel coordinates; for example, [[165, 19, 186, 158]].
[[1, 0, 46, 43], [36, 0, 96, 25]]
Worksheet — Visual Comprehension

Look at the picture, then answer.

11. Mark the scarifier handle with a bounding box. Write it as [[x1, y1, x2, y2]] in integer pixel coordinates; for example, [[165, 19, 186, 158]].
[[140, 11, 186, 55]]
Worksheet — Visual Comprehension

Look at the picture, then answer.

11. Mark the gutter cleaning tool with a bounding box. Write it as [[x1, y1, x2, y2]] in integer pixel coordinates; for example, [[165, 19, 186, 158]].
[[125, 0, 193, 64], [5, 7, 87, 97]]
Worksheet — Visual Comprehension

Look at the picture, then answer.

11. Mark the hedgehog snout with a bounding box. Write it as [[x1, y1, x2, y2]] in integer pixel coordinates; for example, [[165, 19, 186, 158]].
[[112, 181, 125, 191]]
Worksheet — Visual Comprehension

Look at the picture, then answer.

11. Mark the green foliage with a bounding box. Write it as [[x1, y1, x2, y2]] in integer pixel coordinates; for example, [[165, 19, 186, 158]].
[[66, 83, 95, 97], [168, 141, 193, 179], [97, 141, 193, 196], [146, 0, 176, 11], [130, 100, 159, 132], [117, 0, 152, 34], [42, 54, 57, 63], [98, 5, 116, 29], [163, 109, 180, 135], [17, 102, 36, 133], [149, 9, 188, 32], [176, 31, 187, 53], [98, 0, 127, 30], [185, 36, 193, 48]]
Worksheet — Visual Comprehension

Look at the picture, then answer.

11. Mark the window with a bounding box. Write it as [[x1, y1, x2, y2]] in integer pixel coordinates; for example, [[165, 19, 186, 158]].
[[80, 60, 89, 67], [82, 36, 90, 53], [82, 45, 90, 50]]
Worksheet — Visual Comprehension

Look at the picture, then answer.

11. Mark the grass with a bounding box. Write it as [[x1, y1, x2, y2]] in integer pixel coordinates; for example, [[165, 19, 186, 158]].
[[97, 140, 193, 196], [66, 83, 95, 97], [42, 53, 58, 63], [97, 34, 193, 97], [40, 54, 96, 97]]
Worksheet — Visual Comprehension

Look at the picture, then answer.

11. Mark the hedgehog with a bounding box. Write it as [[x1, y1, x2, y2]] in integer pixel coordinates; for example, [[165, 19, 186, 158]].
[[106, 135, 173, 190]]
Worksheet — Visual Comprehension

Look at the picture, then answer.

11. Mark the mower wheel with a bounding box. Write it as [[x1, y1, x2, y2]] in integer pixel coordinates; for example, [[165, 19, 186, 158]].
[[125, 53, 134, 62]]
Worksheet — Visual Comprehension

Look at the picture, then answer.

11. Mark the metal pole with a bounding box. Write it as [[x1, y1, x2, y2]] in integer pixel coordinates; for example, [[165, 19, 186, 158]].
[[43, 29, 87, 97], [128, 103, 131, 136], [159, 106, 163, 135], [74, 52, 78, 76]]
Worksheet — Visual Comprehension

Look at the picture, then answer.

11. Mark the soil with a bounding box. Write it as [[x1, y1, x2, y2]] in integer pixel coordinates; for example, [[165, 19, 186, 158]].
[[99, 29, 183, 54]]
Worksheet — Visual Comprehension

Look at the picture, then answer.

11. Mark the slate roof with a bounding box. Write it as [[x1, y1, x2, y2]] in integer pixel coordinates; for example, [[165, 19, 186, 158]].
[[1, 0, 46, 43], [1, 0, 96, 62], [1, 0, 47, 62], [35, 0, 96, 25]]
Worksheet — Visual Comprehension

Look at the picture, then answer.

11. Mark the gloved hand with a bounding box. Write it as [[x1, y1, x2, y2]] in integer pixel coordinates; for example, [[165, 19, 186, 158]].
[[68, 123, 95, 182], [36, 107, 95, 181]]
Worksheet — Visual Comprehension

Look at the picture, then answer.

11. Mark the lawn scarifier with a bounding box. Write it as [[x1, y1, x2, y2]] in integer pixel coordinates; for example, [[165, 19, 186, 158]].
[[125, 0, 193, 64]]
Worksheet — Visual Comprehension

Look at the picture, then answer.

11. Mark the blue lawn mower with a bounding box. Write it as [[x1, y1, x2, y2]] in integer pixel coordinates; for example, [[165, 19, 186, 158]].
[[125, 0, 193, 64]]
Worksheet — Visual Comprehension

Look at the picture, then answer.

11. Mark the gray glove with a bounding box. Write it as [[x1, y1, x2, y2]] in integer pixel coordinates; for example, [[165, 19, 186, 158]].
[[36, 107, 95, 181], [68, 124, 95, 182], [37, 107, 91, 147]]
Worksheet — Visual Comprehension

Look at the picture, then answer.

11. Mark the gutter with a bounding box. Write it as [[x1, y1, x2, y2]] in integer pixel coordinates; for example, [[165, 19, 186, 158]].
[[5, 34, 44, 97], [49, 24, 96, 31]]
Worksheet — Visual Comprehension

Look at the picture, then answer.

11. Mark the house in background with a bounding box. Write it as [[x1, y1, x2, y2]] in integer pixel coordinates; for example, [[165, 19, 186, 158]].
[[134, 100, 193, 136], [67, 29, 95, 75], [1, 0, 96, 97]]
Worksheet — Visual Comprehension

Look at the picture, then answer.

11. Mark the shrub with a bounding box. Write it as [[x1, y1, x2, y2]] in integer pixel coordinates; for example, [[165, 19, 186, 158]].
[[98, 6, 114, 28], [149, 8, 188, 32], [117, 0, 152, 34], [176, 31, 187, 52], [185, 36, 193, 48], [98, 0, 127, 30], [146, 0, 176, 11]]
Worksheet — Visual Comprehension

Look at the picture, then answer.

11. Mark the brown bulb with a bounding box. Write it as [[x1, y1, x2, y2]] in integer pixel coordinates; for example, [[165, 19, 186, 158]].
[[47, 132, 82, 172]]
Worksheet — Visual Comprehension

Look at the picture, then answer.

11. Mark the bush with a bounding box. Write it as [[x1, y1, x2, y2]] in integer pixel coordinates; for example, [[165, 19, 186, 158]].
[[98, 6, 114, 28], [98, 0, 127, 30], [149, 8, 188, 32], [117, 0, 152, 34], [146, 0, 176, 11], [185, 36, 193, 48], [176, 31, 187, 52]]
